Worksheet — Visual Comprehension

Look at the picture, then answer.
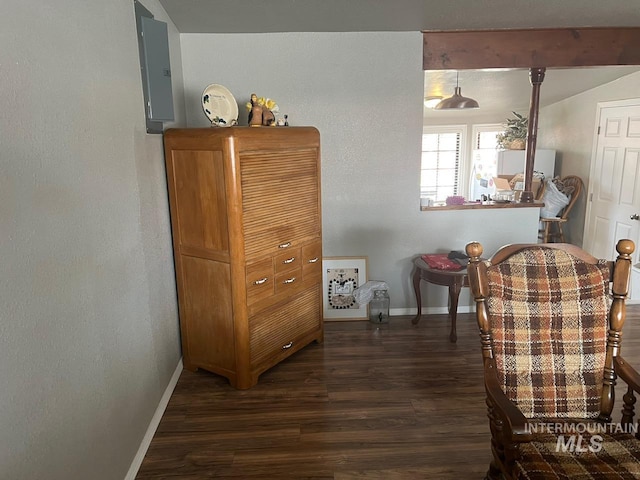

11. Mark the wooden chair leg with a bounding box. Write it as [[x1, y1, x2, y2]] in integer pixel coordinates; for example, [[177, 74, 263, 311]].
[[486, 398, 508, 479], [622, 386, 636, 430], [485, 461, 503, 480], [543, 222, 551, 243], [558, 223, 565, 243]]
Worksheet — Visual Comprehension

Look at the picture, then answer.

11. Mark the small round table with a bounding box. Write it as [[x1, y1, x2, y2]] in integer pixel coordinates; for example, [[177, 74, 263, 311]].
[[411, 256, 470, 343]]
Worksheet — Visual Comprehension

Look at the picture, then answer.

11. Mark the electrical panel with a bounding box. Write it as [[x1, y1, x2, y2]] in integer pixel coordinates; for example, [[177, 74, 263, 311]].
[[135, 1, 174, 133]]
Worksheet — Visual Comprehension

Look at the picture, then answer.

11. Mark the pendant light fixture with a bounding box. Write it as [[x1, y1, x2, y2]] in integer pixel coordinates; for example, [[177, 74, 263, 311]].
[[434, 72, 479, 110]]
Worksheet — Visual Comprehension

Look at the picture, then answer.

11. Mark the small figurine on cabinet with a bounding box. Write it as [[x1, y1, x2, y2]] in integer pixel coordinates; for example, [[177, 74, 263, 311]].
[[247, 93, 277, 126]]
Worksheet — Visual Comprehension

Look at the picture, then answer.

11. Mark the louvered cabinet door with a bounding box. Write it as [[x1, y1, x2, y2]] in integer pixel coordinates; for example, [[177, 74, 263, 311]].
[[240, 148, 321, 260], [249, 285, 322, 370]]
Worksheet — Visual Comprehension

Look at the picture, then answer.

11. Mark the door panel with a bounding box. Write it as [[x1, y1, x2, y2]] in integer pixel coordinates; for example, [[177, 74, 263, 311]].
[[630, 117, 640, 136], [598, 148, 617, 201], [591, 217, 611, 260], [621, 150, 640, 205], [615, 222, 633, 245]]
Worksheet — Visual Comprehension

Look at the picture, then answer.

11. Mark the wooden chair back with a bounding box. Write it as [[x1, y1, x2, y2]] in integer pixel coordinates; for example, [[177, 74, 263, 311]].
[[466, 240, 634, 421], [557, 175, 583, 220], [534, 179, 546, 200]]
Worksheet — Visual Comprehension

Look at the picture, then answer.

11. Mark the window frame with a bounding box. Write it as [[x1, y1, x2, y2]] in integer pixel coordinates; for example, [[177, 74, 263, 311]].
[[420, 125, 467, 203], [468, 124, 503, 199], [471, 124, 503, 150]]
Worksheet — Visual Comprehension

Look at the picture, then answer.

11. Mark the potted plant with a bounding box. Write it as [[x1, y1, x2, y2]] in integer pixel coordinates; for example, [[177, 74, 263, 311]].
[[496, 111, 528, 150]]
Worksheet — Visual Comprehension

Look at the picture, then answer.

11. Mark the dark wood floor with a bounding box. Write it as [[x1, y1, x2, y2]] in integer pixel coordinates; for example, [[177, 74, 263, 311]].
[[136, 306, 640, 479]]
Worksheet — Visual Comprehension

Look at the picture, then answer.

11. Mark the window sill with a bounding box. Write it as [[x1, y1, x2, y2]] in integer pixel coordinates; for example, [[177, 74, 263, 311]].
[[421, 201, 544, 211]]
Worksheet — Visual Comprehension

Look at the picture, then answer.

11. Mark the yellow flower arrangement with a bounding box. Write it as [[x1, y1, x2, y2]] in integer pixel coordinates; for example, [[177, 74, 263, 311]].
[[246, 95, 279, 114]]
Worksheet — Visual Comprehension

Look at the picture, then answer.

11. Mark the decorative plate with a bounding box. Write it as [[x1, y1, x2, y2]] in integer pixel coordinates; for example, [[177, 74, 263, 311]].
[[201, 84, 238, 126]]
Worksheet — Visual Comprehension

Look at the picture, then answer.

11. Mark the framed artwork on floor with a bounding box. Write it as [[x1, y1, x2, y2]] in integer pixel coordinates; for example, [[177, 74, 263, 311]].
[[322, 256, 368, 320]]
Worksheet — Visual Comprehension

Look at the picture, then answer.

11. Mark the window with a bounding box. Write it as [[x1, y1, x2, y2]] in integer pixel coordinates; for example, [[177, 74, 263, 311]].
[[473, 126, 502, 151], [420, 124, 506, 204], [468, 124, 502, 200], [420, 126, 466, 203]]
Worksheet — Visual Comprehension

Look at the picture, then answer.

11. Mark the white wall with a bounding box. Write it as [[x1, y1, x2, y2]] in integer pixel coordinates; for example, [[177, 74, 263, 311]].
[[538, 71, 640, 247], [180, 32, 539, 311], [0, 1, 185, 478]]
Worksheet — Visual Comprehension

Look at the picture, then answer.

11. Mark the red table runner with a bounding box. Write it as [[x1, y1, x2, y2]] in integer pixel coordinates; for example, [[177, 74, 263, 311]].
[[421, 254, 465, 271]]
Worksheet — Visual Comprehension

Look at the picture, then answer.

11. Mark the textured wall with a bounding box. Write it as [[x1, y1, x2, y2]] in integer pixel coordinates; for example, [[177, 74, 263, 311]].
[[180, 32, 540, 311], [0, 0, 184, 478], [3, 3, 638, 476]]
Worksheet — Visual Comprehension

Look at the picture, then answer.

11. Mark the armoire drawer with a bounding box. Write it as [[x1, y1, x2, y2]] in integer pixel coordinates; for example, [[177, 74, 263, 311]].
[[246, 258, 274, 305], [301, 241, 322, 281], [274, 247, 301, 274], [274, 267, 302, 295], [249, 286, 321, 365]]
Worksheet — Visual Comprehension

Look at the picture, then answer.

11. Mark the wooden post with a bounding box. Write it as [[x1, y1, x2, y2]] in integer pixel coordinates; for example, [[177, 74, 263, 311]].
[[520, 67, 545, 203]]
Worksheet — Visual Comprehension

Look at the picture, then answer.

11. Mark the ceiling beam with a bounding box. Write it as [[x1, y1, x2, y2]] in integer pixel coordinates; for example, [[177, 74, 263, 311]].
[[423, 27, 640, 70]]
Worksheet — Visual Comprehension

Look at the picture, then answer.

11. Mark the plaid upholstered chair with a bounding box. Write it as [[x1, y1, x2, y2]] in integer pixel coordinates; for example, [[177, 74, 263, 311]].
[[465, 239, 640, 480]]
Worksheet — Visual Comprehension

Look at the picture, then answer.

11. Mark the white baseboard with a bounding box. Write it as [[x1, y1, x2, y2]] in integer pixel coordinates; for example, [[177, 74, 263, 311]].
[[391, 302, 640, 314], [390, 306, 474, 316], [125, 358, 183, 480]]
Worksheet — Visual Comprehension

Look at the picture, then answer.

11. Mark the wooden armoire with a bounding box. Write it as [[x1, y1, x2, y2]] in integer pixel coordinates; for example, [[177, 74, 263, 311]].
[[163, 127, 323, 389]]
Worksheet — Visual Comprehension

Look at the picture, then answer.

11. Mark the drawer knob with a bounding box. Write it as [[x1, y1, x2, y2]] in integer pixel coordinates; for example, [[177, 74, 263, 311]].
[[278, 242, 292, 249], [254, 277, 268, 285], [308, 257, 319, 263], [283, 277, 296, 284], [282, 257, 296, 264], [282, 341, 294, 350]]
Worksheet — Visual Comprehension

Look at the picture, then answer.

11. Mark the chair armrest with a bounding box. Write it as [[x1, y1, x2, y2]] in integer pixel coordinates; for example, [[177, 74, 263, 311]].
[[484, 360, 533, 442], [614, 356, 640, 392]]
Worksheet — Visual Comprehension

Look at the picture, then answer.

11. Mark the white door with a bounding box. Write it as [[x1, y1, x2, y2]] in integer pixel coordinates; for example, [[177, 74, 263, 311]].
[[584, 101, 640, 263]]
